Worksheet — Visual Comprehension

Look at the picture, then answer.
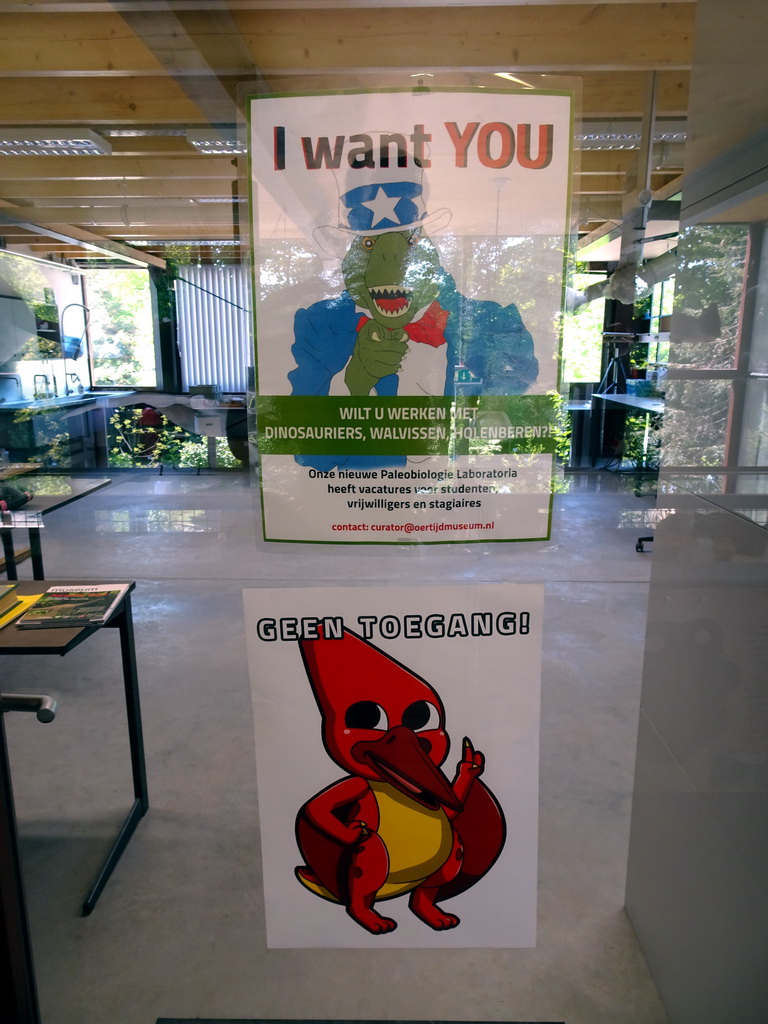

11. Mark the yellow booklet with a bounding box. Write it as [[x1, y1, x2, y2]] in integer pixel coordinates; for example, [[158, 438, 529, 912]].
[[0, 593, 43, 630]]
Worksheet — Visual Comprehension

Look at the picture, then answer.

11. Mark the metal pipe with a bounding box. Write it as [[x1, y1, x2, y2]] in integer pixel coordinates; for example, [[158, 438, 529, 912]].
[[0, 694, 57, 723]]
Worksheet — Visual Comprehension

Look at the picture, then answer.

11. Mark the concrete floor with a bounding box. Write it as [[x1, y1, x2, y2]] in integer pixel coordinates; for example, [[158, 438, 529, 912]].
[[3, 469, 669, 1024]]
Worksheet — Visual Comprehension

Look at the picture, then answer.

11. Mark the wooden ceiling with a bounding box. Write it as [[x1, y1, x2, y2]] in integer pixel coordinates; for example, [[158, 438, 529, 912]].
[[0, 0, 696, 266]]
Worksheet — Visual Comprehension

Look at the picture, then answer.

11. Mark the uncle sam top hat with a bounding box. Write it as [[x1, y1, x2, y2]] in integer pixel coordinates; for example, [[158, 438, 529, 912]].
[[314, 141, 451, 257]]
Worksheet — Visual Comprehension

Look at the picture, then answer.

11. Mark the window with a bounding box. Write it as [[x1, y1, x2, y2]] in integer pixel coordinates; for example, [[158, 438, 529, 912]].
[[86, 268, 157, 388]]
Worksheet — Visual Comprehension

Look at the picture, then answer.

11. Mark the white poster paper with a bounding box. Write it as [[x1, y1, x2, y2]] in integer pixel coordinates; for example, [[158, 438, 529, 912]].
[[244, 583, 543, 948]]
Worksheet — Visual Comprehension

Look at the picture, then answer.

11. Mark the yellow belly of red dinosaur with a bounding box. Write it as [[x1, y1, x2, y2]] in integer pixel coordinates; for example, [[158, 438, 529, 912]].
[[299, 781, 453, 901]]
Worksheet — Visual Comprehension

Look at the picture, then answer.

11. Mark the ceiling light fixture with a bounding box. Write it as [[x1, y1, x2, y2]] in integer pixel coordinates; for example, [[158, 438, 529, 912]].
[[191, 197, 246, 204], [185, 129, 245, 155], [577, 120, 687, 150], [106, 129, 186, 138], [130, 239, 242, 247], [0, 128, 112, 156]]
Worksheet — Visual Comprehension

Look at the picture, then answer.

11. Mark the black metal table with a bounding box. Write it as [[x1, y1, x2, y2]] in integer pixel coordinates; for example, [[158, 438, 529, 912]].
[[0, 580, 147, 914], [1, 476, 111, 580]]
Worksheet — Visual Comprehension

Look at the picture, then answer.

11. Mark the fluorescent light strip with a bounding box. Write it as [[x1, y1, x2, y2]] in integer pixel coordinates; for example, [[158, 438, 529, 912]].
[[130, 240, 242, 247], [185, 129, 246, 155], [576, 120, 687, 151], [190, 197, 246, 204], [0, 128, 111, 156]]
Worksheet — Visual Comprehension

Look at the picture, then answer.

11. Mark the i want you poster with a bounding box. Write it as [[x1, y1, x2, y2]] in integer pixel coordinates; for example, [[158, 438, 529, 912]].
[[248, 83, 574, 544]]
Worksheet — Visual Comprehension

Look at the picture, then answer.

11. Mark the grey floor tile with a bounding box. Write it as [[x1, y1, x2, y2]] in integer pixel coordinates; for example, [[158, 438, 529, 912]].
[[3, 471, 667, 1024]]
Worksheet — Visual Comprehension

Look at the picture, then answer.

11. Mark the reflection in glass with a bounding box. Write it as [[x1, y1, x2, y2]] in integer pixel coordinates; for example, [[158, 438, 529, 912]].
[[618, 506, 675, 531], [729, 503, 768, 528], [671, 223, 748, 370], [658, 474, 727, 495], [738, 377, 768, 470], [108, 405, 244, 470], [562, 270, 604, 382], [748, 227, 768, 375], [735, 474, 768, 498], [256, 232, 562, 400], [0, 251, 90, 406], [87, 268, 156, 387], [94, 509, 217, 533], [662, 378, 732, 467], [10, 476, 73, 497]]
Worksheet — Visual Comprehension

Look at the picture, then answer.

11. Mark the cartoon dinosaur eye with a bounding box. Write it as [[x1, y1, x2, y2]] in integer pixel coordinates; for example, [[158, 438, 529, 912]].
[[345, 700, 389, 730], [407, 228, 423, 246], [361, 236, 375, 250], [402, 700, 441, 732]]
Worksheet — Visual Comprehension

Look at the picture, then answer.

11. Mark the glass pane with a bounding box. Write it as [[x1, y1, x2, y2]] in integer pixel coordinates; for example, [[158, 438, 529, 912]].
[[738, 376, 768, 466], [107, 403, 246, 470], [661, 378, 733, 467], [748, 227, 768, 374], [86, 268, 157, 387], [671, 223, 749, 370], [0, 250, 90, 402], [562, 271, 604, 382]]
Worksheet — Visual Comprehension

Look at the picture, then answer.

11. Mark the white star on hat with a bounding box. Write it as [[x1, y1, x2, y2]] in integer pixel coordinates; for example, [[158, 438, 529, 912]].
[[361, 187, 402, 228]]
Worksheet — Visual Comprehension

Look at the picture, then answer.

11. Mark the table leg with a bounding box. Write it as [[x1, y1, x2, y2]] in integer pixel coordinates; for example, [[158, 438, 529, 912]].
[[0, 714, 42, 1023], [81, 799, 145, 916], [82, 594, 149, 915], [28, 530, 44, 581], [116, 594, 149, 810], [1, 529, 17, 581]]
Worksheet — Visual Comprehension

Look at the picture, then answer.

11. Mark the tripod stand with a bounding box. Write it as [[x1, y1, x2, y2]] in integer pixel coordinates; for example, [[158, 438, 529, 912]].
[[596, 334, 633, 394]]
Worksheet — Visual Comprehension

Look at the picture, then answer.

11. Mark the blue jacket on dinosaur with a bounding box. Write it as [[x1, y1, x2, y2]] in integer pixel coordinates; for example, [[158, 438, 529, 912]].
[[287, 269, 538, 471]]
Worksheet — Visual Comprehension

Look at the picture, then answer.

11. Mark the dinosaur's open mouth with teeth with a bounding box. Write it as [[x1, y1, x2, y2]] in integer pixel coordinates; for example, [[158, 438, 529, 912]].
[[369, 285, 413, 318]]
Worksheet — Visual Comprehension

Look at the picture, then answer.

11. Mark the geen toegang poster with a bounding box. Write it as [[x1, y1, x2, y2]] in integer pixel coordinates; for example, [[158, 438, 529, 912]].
[[248, 84, 573, 543], [244, 583, 543, 948]]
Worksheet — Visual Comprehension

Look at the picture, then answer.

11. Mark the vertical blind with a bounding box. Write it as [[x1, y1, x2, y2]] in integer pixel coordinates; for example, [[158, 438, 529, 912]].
[[176, 265, 252, 393]]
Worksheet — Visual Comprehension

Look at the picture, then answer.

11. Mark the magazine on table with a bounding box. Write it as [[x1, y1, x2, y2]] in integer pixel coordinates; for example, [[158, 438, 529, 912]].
[[17, 584, 130, 629]]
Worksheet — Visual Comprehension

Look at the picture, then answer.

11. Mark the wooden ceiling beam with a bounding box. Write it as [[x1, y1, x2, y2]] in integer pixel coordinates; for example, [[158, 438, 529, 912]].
[[0, 78, 218, 124], [0, 70, 690, 124], [233, 4, 695, 72], [113, 5, 254, 126], [108, 136, 202, 157], [580, 70, 689, 118], [0, 205, 166, 265], [0, 12, 167, 75], [0, 73, 692, 124], [0, 5, 694, 74], [573, 173, 679, 195], [0, 178, 237, 199], [0, 1, 698, 10], [0, 155, 238, 180], [0, 204, 236, 225], [578, 198, 624, 221]]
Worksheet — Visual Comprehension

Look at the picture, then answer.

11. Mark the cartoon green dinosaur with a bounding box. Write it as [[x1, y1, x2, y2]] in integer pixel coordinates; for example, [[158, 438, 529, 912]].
[[341, 229, 442, 395]]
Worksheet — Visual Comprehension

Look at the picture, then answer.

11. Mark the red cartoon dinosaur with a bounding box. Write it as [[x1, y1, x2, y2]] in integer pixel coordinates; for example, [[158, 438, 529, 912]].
[[294, 625, 506, 934]]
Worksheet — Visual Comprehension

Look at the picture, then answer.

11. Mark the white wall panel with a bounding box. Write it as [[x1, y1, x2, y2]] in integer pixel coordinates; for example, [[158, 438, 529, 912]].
[[176, 265, 252, 393]]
